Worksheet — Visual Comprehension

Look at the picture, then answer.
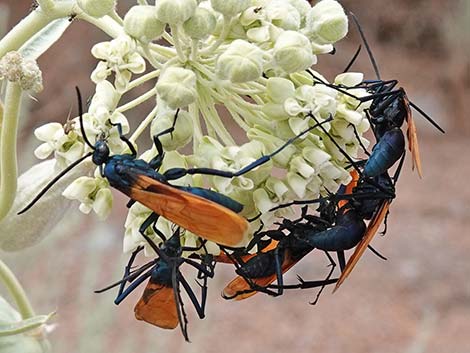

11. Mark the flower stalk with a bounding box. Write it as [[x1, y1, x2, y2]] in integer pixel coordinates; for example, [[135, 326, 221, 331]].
[[0, 83, 21, 221], [0, 259, 35, 319]]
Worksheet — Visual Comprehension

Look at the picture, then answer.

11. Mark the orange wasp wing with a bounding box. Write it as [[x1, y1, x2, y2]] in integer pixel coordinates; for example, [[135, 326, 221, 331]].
[[403, 95, 423, 178], [134, 281, 178, 329], [126, 175, 249, 247], [334, 200, 391, 291], [222, 250, 298, 300], [338, 170, 360, 209]]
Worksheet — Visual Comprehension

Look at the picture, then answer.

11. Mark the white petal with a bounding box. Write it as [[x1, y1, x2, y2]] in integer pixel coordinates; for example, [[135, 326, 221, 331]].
[[34, 123, 63, 142]]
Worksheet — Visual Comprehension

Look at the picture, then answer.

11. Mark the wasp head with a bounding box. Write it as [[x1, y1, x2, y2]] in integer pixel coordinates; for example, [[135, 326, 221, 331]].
[[92, 140, 110, 165]]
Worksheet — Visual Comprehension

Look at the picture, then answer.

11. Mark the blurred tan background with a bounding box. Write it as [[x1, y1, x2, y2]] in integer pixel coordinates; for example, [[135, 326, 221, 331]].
[[1, 1, 470, 352]]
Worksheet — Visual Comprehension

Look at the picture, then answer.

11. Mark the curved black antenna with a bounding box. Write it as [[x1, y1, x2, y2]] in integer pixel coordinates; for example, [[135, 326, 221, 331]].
[[350, 12, 381, 80], [343, 45, 362, 73], [75, 86, 95, 150], [18, 151, 93, 215]]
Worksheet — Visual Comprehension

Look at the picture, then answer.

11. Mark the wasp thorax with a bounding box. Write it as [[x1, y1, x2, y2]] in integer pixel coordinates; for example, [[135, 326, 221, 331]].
[[92, 141, 110, 165]]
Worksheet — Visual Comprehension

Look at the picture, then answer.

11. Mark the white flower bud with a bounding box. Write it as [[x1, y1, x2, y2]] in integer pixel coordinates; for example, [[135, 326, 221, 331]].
[[266, 1, 301, 31], [150, 110, 193, 150], [305, 0, 348, 44], [77, 0, 116, 18], [273, 31, 315, 73], [156, 67, 197, 109], [183, 7, 216, 39], [124, 6, 165, 42], [216, 40, 263, 83], [155, 0, 197, 24], [211, 0, 250, 17], [287, 0, 311, 19]]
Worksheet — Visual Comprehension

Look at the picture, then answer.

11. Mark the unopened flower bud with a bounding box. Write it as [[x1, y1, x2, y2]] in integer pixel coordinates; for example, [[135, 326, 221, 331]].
[[156, 67, 197, 109], [210, 0, 250, 17], [273, 31, 315, 73], [306, 0, 348, 44], [150, 110, 193, 150], [77, 0, 116, 18], [216, 40, 263, 83], [155, 0, 197, 24], [183, 7, 216, 39], [266, 1, 301, 31], [124, 6, 165, 42]]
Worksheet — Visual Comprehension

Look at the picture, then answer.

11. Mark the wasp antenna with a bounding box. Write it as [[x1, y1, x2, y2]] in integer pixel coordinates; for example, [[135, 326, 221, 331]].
[[408, 100, 445, 134], [75, 86, 95, 149], [18, 151, 93, 215], [343, 44, 362, 73], [350, 12, 381, 80]]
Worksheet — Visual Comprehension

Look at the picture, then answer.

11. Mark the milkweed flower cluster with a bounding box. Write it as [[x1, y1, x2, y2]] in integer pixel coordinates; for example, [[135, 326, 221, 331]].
[[1, 0, 371, 257]]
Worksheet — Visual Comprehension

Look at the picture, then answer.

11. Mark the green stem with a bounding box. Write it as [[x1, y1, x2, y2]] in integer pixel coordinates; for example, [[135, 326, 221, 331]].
[[126, 69, 160, 92], [116, 87, 156, 113], [139, 45, 162, 70], [0, 83, 21, 222], [0, 9, 54, 57], [190, 39, 199, 61], [36, 0, 55, 12], [109, 8, 124, 25], [189, 102, 202, 149], [77, 13, 124, 38], [200, 15, 232, 56], [0, 260, 35, 319], [169, 24, 187, 62], [129, 105, 158, 143]]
